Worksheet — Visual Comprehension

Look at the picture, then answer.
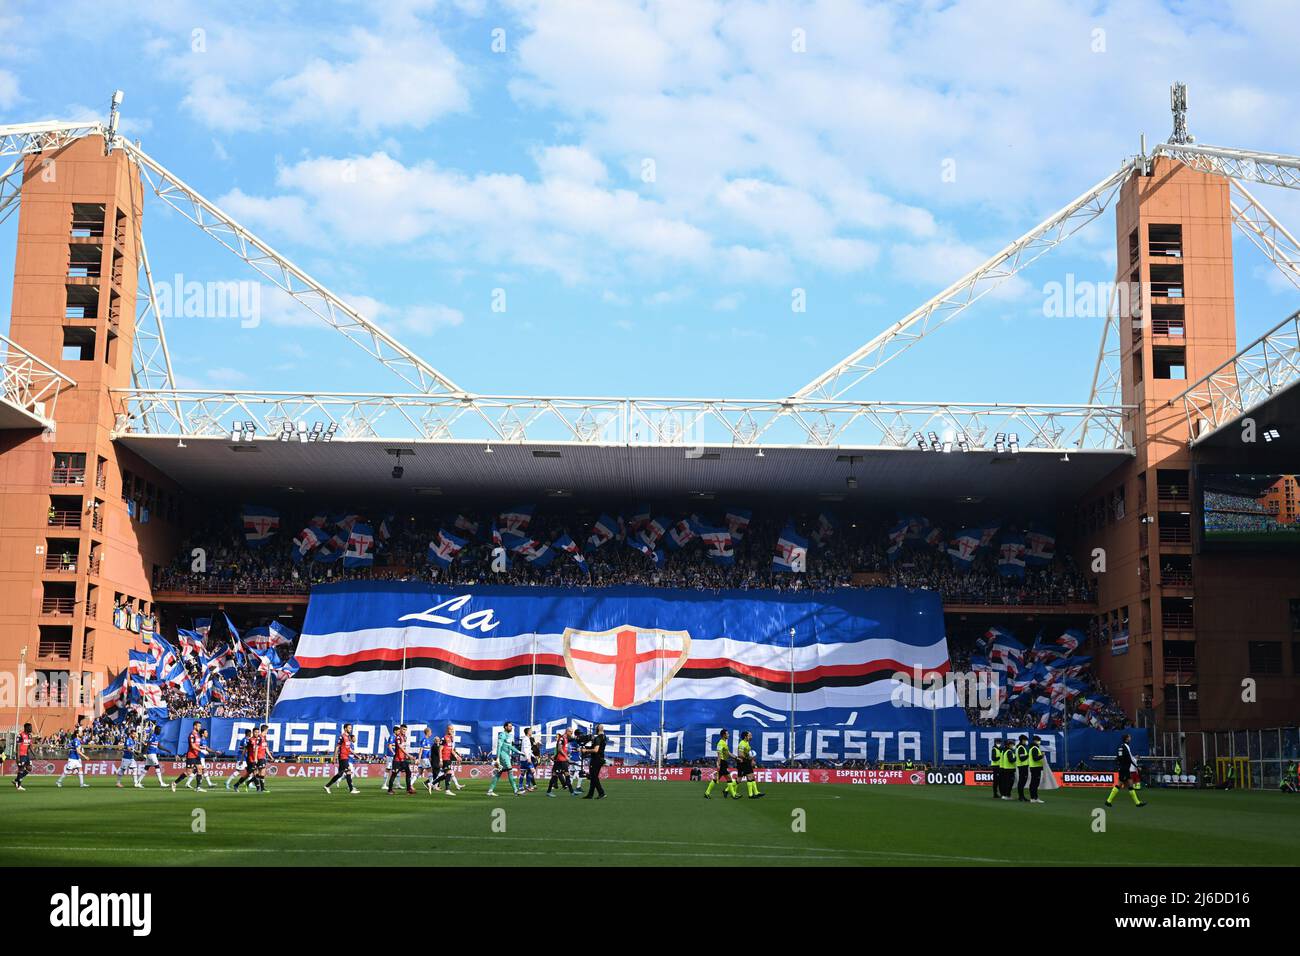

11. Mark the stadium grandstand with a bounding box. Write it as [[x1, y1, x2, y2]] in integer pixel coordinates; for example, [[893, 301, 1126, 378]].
[[1, 82, 1299, 797]]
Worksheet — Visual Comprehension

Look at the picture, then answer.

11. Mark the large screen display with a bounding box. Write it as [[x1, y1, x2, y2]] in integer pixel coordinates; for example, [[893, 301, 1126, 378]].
[[1198, 470, 1300, 550]]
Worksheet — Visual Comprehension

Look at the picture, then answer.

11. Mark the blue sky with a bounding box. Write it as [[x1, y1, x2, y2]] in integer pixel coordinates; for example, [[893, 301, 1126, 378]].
[[2, 0, 1298, 403]]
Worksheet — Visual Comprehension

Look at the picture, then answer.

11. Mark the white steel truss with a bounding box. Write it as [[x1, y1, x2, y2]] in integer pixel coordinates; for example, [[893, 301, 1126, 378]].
[[793, 160, 1138, 401], [1, 330, 77, 428], [109, 388, 1133, 452], [1156, 141, 1300, 191], [1228, 180, 1300, 291], [1170, 308, 1300, 443], [108, 136, 467, 397], [0, 121, 104, 224], [131, 226, 184, 431]]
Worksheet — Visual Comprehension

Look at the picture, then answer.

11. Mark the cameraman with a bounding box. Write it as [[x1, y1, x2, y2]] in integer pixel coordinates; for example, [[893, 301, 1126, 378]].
[[580, 724, 608, 800]]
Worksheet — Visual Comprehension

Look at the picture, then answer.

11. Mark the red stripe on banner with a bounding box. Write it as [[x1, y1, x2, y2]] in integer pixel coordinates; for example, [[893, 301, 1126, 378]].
[[298, 646, 569, 673], [298, 641, 948, 686], [681, 657, 949, 685]]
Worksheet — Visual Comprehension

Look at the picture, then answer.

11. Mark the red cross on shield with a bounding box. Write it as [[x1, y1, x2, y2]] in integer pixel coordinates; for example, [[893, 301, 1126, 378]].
[[562, 626, 691, 709]]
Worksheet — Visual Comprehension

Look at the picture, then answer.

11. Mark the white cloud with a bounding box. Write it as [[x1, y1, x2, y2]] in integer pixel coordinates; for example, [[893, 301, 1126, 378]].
[[712, 292, 743, 311], [0, 69, 18, 109]]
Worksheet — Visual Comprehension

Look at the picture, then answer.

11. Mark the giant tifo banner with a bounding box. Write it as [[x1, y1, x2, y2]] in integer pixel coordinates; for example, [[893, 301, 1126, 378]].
[[229, 582, 1145, 764]]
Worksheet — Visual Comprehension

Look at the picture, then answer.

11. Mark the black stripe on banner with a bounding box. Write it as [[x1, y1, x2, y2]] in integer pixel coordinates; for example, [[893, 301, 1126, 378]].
[[296, 657, 569, 682], [675, 665, 898, 694]]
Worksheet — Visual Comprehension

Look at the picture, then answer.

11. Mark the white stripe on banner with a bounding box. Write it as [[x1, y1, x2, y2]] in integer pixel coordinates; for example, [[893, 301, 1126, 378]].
[[289, 625, 950, 672]]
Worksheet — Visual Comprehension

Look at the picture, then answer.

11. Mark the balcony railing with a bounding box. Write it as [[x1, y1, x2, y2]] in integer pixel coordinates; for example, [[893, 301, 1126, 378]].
[[1164, 655, 1197, 676], [153, 580, 310, 597], [1160, 569, 1194, 588], [40, 597, 76, 615], [95, 471, 106, 490], [1158, 526, 1192, 545], [43, 553, 79, 572], [47, 510, 82, 529], [1163, 611, 1194, 630], [50, 467, 86, 485], [90, 510, 103, 533]]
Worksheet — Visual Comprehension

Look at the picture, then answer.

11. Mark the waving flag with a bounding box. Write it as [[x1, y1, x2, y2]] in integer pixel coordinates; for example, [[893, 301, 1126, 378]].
[[947, 529, 981, 570], [554, 534, 588, 573], [724, 508, 752, 541], [629, 506, 651, 531], [997, 532, 1026, 579], [160, 660, 196, 697], [1056, 628, 1084, 655], [344, 523, 376, 568], [275, 657, 301, 683], [666, 519, 698, 551], [127, 649, 156, 680], [517, 538, 554, 567], [586, 514, 618, 552], [454, 514, 479, 537], [194, 617, 211, 640], [887, 518, 909, 562], [246, 620, 297, 650], [314, 541, 343, 563], [811, 512, 837, 546], [224, 614, 247, 667], [242, 504, 280, 547], [376, 514, 394, 545], [499, 504, 535, 533], [100, 671, 128, 717], [699, 525, 735, 566], [627, 536, 654, 559], [176, 628, 205, 658], [332, 513, 362, 532], [501, 530, 533, 553], [978, 523, 1002, 550], [1025, 525, 1056, 566], [309, 513, 328, 528], [639, 517, 669, 550], [293, 524, 328, 563], [428, 528, 468, 569], [772, 526, 808, 573]]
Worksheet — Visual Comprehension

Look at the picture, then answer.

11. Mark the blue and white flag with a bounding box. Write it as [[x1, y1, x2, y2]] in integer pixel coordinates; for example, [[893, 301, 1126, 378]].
[[586, 514, 618, 552], [194, 617, 211, 640], [176, 628, 205, 658], [997, 532, 1026, 579], [160, 660, 196, 697], [638, 517, 669, 550], [128, 649, 156, 680], [946, 529, 981, 570], [629, 505, 652, 531], [293, 524, 328, 563], [772, 526, 808, 573], [517, 538, 554, 567], [454, 514, 479, 537], [887, 519, 909, 562], [724, 508, 752, 541], [665, 519, 698, 551], [1056, 628, 1084, 655], [554, 534, 588, 573], [100, 671, 128, 716], [499, 504, 535, 533], [428, 529, 468, 569], [344, 523, 376, 568], [242, 504, 280, 547], [811, 512, 837, 546], [246, 620, 297, 650], [699, 526, 735, 566], [1025, 525, 1056, 566]]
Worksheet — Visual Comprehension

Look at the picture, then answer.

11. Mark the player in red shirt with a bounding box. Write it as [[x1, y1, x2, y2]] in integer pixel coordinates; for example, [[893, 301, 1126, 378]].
[[385, 724, 414, 794], [547, 728, 576, 797], [170, 721, 210, 792], [230, 729, 258, 792], [12, 722, 33, 791], [247, 724, 273, 793], [431, 726, 464, 794], [324, 724, 360, 794]]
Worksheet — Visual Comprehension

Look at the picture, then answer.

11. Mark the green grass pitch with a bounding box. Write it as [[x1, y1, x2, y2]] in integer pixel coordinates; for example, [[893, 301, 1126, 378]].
[[1, 776, 1295, 867]]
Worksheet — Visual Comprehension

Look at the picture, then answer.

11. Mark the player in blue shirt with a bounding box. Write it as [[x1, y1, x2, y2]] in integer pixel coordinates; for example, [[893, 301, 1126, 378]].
[[115, 727, 143, 788], [56, 719, 89, 788], [142, 725, 167, 787]]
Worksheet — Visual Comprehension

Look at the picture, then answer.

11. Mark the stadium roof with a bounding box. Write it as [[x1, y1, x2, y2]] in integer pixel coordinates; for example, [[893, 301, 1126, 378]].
[[118, 434, 1130, 510]]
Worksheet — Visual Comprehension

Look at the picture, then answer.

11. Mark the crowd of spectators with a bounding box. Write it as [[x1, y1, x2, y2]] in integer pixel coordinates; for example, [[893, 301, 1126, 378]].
[[152, 505, 1093, 605], [948, 639, 1130, 731]]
